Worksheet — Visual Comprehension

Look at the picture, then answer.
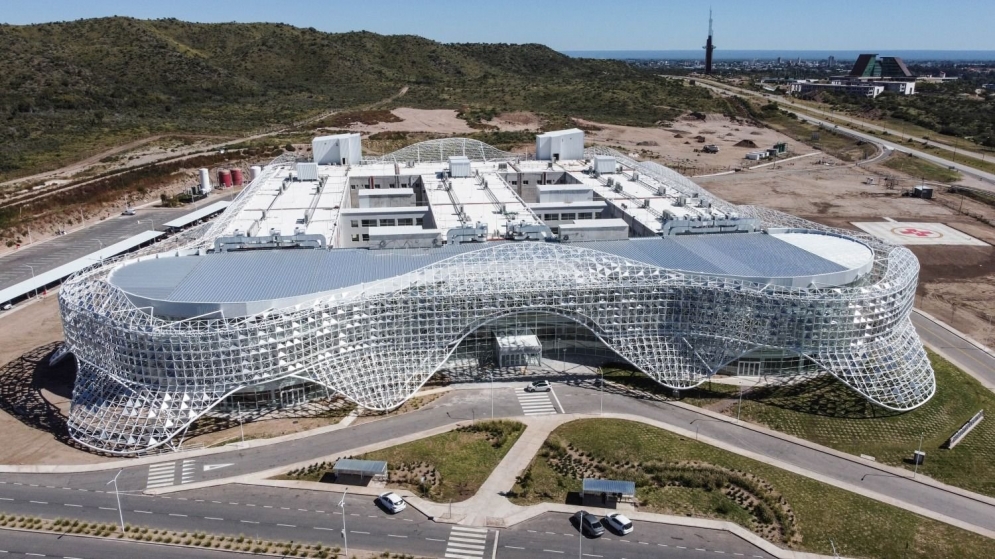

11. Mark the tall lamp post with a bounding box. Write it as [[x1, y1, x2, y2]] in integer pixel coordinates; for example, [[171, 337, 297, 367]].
[[599, 367, 604, 416], [338, 488, 349, 558], [107, 469, 126, 534], [913, 432, 924, 479]]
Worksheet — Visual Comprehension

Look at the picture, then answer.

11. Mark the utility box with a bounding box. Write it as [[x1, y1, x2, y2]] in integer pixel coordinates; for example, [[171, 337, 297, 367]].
[[536, 129, 584, 161], [313, 133, 363, 165], [296, 162, 319, 182], [448, 156, 472, 178], [593, 155, 617, 174], [913, 185, 934, 200]]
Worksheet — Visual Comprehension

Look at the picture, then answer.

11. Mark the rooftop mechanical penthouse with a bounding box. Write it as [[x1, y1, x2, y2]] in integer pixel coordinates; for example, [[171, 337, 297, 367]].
[[59, 130, 935, 454]]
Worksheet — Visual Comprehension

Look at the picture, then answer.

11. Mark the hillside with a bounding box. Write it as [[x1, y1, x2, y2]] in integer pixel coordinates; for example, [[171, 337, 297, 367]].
[[0, 17, 734, 181]]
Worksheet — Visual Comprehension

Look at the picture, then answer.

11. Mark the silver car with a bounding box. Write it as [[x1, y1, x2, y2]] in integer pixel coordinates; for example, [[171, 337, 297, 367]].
[[377, 491, 406, 514]]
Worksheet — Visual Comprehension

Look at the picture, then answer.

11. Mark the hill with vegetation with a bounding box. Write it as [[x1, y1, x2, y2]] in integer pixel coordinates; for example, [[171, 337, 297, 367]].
[[0, 17, 738, 182], [801, 77, 995, 147]]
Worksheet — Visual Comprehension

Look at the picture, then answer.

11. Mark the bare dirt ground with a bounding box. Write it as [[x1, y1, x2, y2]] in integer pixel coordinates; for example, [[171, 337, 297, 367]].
[[575, 114, 800, 173], [345, 108, 476, 135], [484, 111, 542, 131], [0, 295, 108, 465], [699, 153, 995, 346]]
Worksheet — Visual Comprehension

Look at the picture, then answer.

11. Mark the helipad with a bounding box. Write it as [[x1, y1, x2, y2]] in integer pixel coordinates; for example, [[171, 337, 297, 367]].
[[852, 222, 989, 246]]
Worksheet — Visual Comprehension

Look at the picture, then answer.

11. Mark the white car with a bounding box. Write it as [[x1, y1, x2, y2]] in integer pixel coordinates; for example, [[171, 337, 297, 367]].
[[605, 512, 633, 535], [378, 491, 406, 514], [525, 380, 551, 393]]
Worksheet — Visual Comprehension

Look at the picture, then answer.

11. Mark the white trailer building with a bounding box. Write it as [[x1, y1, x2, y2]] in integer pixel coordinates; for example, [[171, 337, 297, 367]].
[[536, 129, 584, 161]]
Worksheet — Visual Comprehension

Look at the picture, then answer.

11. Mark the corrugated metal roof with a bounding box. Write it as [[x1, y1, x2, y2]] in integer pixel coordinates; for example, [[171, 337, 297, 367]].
[[582, 478, 636, 496], [162, 201, 231, 229], [110, 233, 849, 305], [0, 230, 164, 305], [333, 459, 387, 476]]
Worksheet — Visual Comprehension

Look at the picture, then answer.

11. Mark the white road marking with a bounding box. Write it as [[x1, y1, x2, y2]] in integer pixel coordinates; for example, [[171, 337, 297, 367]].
[[350, 530, 370, 534], [542, 551, 564, 554], [240, 520, 259, 524], [63, 504, 82, 508], [277, 524, 296, 528], [205, 517, 224, 521], [445, 525, 488, 558]]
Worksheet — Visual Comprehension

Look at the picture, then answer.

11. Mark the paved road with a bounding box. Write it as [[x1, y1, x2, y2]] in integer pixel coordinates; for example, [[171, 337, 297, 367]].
[[912, 311, 995, 388], [0, 529, 243, 559], [0, 484, 769, 559], [686, 78, 995, 188], [3, 380, 995, 537], [0, 193, 236, 292]]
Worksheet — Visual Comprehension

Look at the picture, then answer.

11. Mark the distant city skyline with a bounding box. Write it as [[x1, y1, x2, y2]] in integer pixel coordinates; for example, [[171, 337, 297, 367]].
[[4, 0, 995, 52]]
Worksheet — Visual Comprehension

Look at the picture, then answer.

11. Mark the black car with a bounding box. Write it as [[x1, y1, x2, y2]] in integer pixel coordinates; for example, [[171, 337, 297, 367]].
[[572, 510, 605, 537]]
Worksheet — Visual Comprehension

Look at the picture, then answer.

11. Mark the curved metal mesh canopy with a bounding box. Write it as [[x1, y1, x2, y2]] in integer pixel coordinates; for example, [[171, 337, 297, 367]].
[[57, 139, 935, 455], [376, 138, 520, 163]]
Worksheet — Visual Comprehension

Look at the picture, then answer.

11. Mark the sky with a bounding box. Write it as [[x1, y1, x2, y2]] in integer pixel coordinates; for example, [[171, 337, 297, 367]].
[[3, 0, 995, 51]]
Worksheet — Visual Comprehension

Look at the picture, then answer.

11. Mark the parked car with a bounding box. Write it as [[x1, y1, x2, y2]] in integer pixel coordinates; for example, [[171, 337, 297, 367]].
[[572, 510, 605, 537], [604, 512, 633, 535], [377, 491, 406, 514], [525, 380, 552, 393], [122, 208, 135, 216]]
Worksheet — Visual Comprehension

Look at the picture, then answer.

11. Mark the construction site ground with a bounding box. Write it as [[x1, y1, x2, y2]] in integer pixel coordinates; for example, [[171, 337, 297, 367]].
[[698, 150, 995, 348]]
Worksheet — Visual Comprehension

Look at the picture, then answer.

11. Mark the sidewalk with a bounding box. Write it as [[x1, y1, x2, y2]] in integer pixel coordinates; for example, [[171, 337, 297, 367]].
[[209, 410, 995, 540], [241, 414, 839, 559]]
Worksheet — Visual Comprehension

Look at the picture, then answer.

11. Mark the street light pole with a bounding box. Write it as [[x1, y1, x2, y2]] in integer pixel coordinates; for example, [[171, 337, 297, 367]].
[[913, 432, 924, 479], [490, 368, 494, 418], [107, 469, 125, 534], [339, 488, 349, 558], [237, 401, 245, 445], [599, 368, 604, 416], [737, 384, 743, 423]]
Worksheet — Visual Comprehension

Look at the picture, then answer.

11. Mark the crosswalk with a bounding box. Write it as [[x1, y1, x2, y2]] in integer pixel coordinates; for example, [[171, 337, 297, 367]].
[[146, 459, 197, 489], [516, 389, 558, 416], [444, 525, 489, 559]]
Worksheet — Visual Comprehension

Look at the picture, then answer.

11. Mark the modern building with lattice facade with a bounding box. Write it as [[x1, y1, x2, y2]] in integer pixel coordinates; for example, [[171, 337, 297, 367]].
[[58, 131, 935, 454]]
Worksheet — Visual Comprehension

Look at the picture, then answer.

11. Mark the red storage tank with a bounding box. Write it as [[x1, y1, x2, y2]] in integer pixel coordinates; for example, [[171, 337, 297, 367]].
[[218, 169, 233, 188], [231, 168, 244, 186]]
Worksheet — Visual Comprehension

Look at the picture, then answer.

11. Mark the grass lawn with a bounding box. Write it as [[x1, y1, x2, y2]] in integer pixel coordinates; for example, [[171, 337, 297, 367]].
[[510, 419, 993, 559], [883, 152, 963, 183], [358, 420, 525, 502], [719, 350, 995, 497]]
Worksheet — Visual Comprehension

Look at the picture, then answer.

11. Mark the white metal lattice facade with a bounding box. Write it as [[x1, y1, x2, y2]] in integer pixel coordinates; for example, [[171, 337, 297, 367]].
[[58, 143, 935, 455]]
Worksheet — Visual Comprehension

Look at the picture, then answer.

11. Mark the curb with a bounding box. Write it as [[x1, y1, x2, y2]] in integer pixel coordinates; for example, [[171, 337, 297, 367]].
[[913, 308, 995, 359], [0, 525, 395, 558], [663, 400, 995, 510]]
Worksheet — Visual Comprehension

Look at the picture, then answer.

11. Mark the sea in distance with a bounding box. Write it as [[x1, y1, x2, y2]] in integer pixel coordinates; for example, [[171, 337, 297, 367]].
[[563, 50, 995, 61]]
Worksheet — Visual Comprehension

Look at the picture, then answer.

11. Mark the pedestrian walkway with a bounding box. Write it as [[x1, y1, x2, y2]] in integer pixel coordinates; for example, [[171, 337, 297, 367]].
[[444, 525, 489, 559], [146, 459, 197, 489], [146, 461, 176, 489], [516, 389, 557, 416]]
